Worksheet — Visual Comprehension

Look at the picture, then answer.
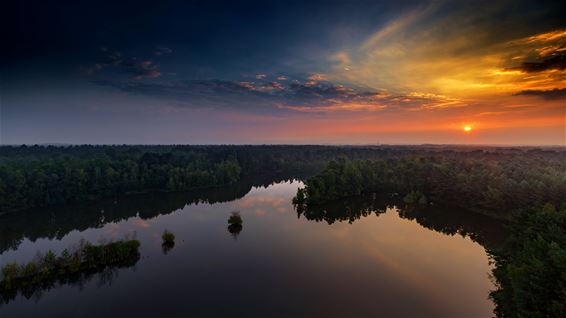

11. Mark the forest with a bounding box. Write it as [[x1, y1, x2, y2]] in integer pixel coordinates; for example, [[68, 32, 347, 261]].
[[293, 152, 566, 220], [489, 205, 566, 317], [2, 144, 563, 214], [0, 144, 367, 211]]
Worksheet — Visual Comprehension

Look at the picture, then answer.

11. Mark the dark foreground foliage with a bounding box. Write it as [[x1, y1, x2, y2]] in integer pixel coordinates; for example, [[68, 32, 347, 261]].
[[0, 240, 140, 303], [489, 205, 566, 318], [294, 156, 565, 219]]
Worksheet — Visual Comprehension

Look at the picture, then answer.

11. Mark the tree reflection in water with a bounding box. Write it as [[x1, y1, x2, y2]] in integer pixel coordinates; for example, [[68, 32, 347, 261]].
[[0, 253, 139, 306], [227, 212, 243, 239], [294, 193, 507, 250], [162, 242, 175, 255], [0, 172, 310, 254]]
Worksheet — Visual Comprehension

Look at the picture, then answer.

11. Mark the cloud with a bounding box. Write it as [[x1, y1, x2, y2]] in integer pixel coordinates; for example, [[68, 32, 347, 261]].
[[501, 30, 566, 89], [83, 48, 164, 80], [521, 29, 566, 44], [507, 53, 566, 73], [536, 45, 566, 57], [474, 111, 508, 117], [506, 34, 566, 73], [154, 46, 173, 56], [93, 75, 464, 114], [92, 78, 288, 113], [328, 3, 566, 102], [360, 8, 428, 51], [514, 88, 566, 100], [255, 74, 267, 79], [307, 73, 328, 81], [134, 61, 161, 80]]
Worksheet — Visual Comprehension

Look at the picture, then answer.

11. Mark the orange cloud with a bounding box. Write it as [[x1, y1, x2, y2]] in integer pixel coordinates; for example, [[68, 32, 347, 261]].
[[308, 73, 329, 81]]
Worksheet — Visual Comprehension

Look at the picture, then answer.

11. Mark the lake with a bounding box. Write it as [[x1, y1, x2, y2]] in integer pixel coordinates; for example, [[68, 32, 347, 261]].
[[0, 179, 505, 317]]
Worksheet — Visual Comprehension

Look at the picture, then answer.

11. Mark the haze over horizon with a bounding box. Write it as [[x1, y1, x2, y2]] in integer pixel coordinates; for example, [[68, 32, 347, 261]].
[[2, 0, 565, 145]]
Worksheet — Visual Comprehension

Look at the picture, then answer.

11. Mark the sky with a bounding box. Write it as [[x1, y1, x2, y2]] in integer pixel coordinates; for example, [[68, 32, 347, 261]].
[[1, 0, 565, 145]]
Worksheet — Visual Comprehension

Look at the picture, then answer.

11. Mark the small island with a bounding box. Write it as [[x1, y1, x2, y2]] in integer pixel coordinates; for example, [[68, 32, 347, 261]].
[[227, 212, 243, 238], [161, 230, 176, 254], [1, 239, 140, 302]]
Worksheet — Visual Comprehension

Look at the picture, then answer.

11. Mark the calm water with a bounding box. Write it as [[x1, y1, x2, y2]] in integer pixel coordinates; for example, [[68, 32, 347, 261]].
[[0, 179, 505, 317]]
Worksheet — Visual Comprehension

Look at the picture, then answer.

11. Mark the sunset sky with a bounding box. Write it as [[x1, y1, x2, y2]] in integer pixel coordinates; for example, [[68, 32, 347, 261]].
[[2, 0, 565, 145]]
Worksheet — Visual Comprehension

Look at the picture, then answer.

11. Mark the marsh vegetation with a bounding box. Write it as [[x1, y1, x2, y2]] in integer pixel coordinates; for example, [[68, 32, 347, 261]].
[[0, 239, 140, 304]]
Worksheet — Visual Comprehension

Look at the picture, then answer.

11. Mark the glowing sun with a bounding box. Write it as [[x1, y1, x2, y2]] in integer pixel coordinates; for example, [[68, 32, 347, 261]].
[[464, 126, 472, 132]]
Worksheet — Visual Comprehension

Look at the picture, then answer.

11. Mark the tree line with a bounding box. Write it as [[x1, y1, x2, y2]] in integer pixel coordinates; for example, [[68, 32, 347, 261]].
[[0, 144, 356, 211], [1, 144, 564, 213], [294, 151, 566, 219], [0, 148, 241, 211]]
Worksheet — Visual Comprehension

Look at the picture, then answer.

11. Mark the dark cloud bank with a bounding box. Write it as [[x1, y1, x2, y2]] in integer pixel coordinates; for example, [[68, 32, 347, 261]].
[[515, 88, 566, 100]]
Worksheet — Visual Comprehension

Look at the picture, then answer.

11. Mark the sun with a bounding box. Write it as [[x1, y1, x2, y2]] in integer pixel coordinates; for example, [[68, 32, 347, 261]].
[[464, 126, 472, 132]]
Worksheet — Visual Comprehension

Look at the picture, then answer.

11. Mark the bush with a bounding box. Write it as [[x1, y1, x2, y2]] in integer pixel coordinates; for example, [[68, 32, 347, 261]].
[[59, 249, 72, 268], [228, 212, 243, 226], [43, 250, 57, 269], [1, 263, 20, 282], [22, 262, 38, 277], [162, 230, 175, 245]]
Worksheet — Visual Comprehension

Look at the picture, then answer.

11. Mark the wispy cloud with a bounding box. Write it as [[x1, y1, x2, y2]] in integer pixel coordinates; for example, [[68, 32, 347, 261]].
[[154, 46, 173, 56], [329, 5, 566, 103], [93, 74, 465, 114], [505, 30, 566, 73], [83, 47, 167, 80], [360, 9, 426, 51], [307, 73, 329, 81]]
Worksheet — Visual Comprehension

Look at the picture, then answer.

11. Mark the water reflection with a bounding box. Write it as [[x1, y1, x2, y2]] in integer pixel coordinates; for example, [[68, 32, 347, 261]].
[[295, 194, 507, 250], [0, 179, 506, 317], [295, 195, 388, 224], [0, 254, 139, 306], [161, 242, 175, 255], [0, 173, 306, 254], [227, 212, 243, 239]]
